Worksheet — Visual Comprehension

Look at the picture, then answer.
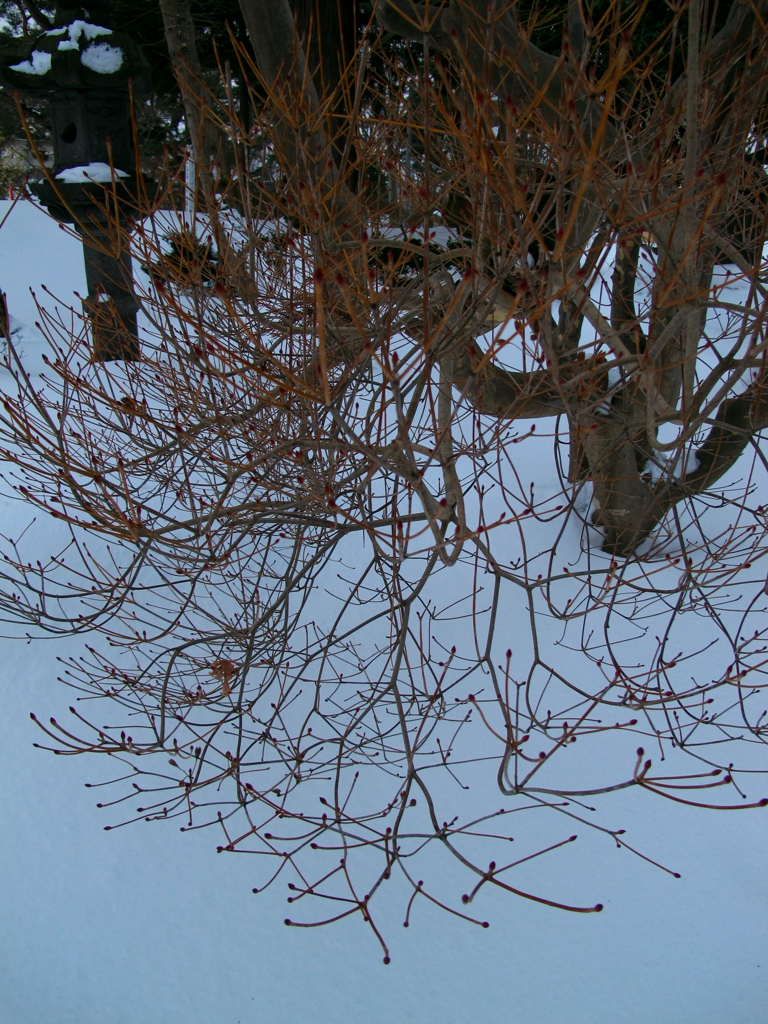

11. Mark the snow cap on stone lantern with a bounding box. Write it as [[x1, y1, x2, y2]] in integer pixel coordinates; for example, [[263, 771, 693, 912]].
[[1, 1, 150, 200], [0, 3, 151, 360]]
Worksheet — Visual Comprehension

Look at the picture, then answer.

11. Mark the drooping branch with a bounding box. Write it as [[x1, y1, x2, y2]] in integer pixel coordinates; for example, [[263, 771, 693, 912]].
[[448, 345, 566, 420], [638, 0, 767, 163], [376, 0, 606, 146], [585, 374, 768, 557], [680, 383, 768, 498]]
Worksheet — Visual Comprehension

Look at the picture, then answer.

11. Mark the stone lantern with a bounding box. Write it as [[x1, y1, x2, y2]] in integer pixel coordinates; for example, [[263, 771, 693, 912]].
[[0, 1, 151, 360]]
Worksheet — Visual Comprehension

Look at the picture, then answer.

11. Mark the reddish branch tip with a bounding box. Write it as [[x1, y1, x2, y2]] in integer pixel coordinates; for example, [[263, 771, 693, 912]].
[[637, 747, 644, 756], [506, 649, 512, 659], [252, 888, 258, 893], [673, 873, 681, 878], [482, 922, 489, 928], [759, 798, 768, 806], [313, 268, 325, 285], [383, 956, 391, 964], [284, 919, 291, 925], [594, 904, 604, 912], [461, 894, 469, 904]]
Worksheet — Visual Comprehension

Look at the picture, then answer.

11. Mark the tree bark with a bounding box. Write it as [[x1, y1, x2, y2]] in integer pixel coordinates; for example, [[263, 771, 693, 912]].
[[238, 0, 358, 235], [291, 0, 358, 178], [159, 0, 222, 195]]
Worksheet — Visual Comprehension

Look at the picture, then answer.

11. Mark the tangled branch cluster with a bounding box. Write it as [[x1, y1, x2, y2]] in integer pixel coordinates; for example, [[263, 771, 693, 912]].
[[1, 0, 768, 957]]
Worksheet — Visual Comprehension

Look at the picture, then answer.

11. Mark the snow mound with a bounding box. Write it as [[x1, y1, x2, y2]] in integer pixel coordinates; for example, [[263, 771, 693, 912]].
[[81, 42, 123, 74], [55, 163, 129, 183], [9, 50, 51, 75]]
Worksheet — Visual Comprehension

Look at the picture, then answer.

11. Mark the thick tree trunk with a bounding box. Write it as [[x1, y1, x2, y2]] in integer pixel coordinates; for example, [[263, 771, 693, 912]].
[[291, 1, 358, 177], [238, 0, 358, 235], [159, 0, 222, 197], [291, 1, 357, 100]]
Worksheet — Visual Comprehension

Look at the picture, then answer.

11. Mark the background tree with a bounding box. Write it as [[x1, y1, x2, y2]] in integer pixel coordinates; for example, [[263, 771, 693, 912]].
[[0, 0, 253, 188], [0, 0, 767, 959]]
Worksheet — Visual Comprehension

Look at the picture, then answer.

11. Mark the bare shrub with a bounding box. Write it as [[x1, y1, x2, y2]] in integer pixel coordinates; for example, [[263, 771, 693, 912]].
[[1, 0, 767, 959]]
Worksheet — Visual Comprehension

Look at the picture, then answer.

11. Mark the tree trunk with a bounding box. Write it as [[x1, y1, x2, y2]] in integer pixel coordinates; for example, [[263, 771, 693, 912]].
[[291, 0, 358, 179], [159, 0, 222, 199], [238, 0, 358, 237]]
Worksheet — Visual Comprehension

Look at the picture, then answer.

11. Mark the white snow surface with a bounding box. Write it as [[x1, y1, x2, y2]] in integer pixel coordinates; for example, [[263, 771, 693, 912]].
[[0, 198, 766, 1024], [6, 22, 114, 73], [80, 42, 124, 73], [52, 19, 112, 50], [8, 49, 51, 75], [55, 162, 129, 183]]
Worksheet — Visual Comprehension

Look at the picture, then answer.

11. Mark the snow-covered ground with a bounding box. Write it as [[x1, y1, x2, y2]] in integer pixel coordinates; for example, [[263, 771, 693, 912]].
[[0, 197, 766, 1024]]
